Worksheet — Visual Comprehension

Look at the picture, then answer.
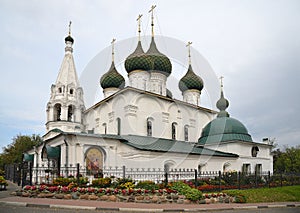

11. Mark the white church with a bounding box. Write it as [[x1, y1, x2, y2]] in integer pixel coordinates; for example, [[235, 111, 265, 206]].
[[25, 11, 273, 181]]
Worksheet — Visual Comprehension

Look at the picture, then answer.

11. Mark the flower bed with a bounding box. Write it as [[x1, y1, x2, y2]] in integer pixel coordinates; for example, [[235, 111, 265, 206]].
[[17, 184, 245, 204]]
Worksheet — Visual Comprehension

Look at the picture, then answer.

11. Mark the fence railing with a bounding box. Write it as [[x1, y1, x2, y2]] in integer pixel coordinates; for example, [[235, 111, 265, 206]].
[[5, 163, 300, 192]]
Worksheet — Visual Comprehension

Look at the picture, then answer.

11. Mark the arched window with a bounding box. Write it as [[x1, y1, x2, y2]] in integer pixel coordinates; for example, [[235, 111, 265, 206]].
[[172, 122, 177, 140], [116, 118, 121, 135], [54, 103, 61, 121], [251, 146, 259, 157], [58, 87, 62, 93], [70, 88, 74, 95], [164, 161, 175, 174], [67, 105, 74, 121], [223, 162, 231, 173], [147, 118, 152, 136], [184, 125, 189, 141]]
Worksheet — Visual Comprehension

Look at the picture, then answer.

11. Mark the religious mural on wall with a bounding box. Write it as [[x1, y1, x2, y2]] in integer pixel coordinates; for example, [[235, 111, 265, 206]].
[[85, 148, 103, 176]]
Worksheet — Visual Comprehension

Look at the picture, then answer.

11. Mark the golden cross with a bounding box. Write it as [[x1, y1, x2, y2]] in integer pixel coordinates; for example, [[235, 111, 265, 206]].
[[186, 41, 192, 65], [220, 76, 224, 88], [136, 14, 143, 41], [148, 5, 156, 37], [111, 38, 116, 62], [68, 21, 72, 35]]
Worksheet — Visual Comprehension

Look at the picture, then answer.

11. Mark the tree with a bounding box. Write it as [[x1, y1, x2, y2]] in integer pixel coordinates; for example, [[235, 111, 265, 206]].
[[0, 134, 42, 170], [273, 145, 300, 173]]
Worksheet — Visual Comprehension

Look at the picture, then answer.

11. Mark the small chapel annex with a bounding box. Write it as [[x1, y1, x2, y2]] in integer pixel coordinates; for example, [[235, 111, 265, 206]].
[[24, 10, 273, 182]]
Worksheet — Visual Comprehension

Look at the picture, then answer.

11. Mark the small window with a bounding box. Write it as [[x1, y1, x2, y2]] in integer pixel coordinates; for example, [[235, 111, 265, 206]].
[[67, 105, 74, 121], [255, 164, 262, 175], [58, 87, 62, 93], [147, 119, 152, 136], [116, 118, 121, 135], [70, 89, 74, 95], [103, 123, 107, 134], [184, 125, 189, 141], [54, 103, 61, 121], [172, 122, 176, 140], [251, 146, 259, 157], [242, 164, 251, 174]]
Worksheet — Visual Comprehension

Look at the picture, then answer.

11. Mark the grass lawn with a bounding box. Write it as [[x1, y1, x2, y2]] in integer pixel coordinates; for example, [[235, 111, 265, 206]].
[[223, 185, 300, 203]]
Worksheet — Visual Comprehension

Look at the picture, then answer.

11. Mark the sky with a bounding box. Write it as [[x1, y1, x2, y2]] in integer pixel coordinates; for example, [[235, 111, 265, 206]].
[[0, 0, 299, 150]]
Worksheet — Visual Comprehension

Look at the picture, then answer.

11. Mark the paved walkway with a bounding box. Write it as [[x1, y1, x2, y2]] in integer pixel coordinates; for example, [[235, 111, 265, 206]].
[[0, 181, 299, 212]]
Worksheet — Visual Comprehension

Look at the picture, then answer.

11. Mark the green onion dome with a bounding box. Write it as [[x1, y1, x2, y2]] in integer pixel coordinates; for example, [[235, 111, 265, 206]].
[[65, 35, 74, 43], [146, 37, 172, 76], [125, 41, 153, 73], [179, 64, 204, 92], [100, 62, 125, 89]]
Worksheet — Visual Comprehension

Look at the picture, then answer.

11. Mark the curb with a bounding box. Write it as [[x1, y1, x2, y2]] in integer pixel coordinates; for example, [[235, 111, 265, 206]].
[[0, 201, 299, 212]]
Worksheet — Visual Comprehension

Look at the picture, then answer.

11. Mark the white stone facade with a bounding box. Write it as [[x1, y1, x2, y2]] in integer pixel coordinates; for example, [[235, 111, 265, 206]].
[[26, 32, 273, 183]]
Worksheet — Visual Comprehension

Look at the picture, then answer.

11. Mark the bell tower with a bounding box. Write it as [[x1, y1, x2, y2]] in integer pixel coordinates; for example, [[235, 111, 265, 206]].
[[46, 22, 85, 133]]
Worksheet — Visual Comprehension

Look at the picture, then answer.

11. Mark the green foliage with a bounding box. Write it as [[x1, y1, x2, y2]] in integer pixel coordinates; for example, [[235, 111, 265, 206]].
[[119, 181, 135, 189], [53, 177, 73, 186], [0, 134, 42, 169], [92, 177, 112, 188], [185, 188, 202, 201], [111, 178, 135, 189], [0, 176, 8, 186], [53, 177, 88, 187], [170, 181, 191, 194], [170, 181, 202, 201], [224, 185, 300, 203], [273, 146, 300, 173], [135, 180, 159, 190]]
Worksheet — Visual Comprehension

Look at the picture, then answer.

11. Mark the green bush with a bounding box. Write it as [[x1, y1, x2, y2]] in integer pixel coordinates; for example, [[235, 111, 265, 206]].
[[136, 180, 159, 190], [53, 177, 88, 186], [92, 177, 112, 188], [53, 177, 73, 186], [170, 181, 202, 201], [185, 188, 202, 201], [170, 181, 191, 194], [111, 178, 135, 189], [0, 176, 8, 186]]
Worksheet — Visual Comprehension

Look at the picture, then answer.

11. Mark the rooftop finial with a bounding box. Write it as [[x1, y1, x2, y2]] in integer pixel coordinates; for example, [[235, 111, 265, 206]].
[[111, 38, 116, 62], [220, 76, 224, 90], [68, 21, 72, 36], [216, 75, 229, 117], [148, 5, 156, 37], [136, 14, 143, 41], [186, 41, 192, 65]]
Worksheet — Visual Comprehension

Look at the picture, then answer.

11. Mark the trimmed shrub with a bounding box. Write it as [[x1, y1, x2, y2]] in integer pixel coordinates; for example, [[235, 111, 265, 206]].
[[136, 180, 159, 190], [92, 177, 112, 188], [185, 188, 202, 201], [170, 181, 202, 201]]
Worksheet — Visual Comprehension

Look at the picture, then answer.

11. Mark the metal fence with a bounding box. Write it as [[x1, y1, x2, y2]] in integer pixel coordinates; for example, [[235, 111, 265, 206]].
[[5, 163, 300, 192]]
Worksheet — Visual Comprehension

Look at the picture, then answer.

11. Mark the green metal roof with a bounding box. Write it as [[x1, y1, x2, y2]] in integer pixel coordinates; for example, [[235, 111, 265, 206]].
[[198, 117, 253, 144], [44, 132, 237, 158], [23, 153, 34, 162], [120, 135, 238, 157], [42, 145, 61, 159]]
